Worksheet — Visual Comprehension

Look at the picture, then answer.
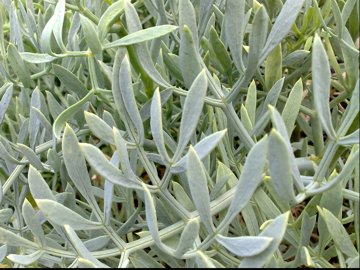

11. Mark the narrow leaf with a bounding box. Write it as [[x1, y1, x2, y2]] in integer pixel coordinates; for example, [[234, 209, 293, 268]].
[[187, 146, 213, 233], [80, 143, 142, 190], [240, 212, 290, 268], [281, 79, 303, 135], [318, 207, 358, 258], [119, 55, 144, 143], [52, 64, 89, 98], [53, 90, 94, 139], [0, 84, 13, 125], [22, 199, 46, 246], [175, 219, 199, 257], [171, 129, 227, 173], [7, 43, 31, 88], [64, 225, 109, 268], [179, 25, 202, 88], [174, 70, 207, 159], [216, 235, 273, 257], [312, 34, 337, 139], [268, 129, 296, 205], [150, 88, 170, 163], [36, 199, 101, 230], [62, 125, 99, 209], [260, 0, 305, 63], [98, 0, 125, 41], [104, 25, 178, 49], [80, 14, 102, 54], [20, 52, 56, 63], [7, 250, 43, 266], [84, 112, 114, 145], [223, 137, 267, 225], [0, 228, 38, 248]]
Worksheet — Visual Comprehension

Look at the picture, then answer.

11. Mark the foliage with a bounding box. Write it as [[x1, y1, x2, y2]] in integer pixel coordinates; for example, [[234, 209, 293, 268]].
[[0, 0, 359, 268]]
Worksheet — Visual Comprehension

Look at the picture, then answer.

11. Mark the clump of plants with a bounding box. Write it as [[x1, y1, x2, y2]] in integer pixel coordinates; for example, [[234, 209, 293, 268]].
[[0, 0, 359, 268]]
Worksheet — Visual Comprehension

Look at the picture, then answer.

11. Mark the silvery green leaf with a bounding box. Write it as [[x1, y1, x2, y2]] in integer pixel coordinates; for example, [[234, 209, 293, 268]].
[[84, 236, 110, 252], [264, 44, 282, 90], [98, 0, 125, 41], [240, 105, 253, 133], [62, 125, 100, 211], [245, 81, 257, 126], [0, 140, 25, 165], [51, 0, 66, 51], [142, 183, 172, 252], [199, 0, 215, 36], [104, 25, 178, 49], [268, 129, 296, 205], [216, 235, 273, 257], [240, 212, 290, 268], [174, 70, 207, 159], [17, 143, 45, 170], [119, 55, 144, 144], [84, 112, 114, 145], [312, 34, 337, 139], [63, 225, 109, 268], [53, 90, 94, 139], [113, 127, 136, 179], [318, 207, 358, 258], [171, 129, 227, 173], [244, 6, 268, 79], [209, 26, 232, 75], [28, 165, 55, 200], [140, 88, 172, 121], [187, 146, 213, 233], [283, 50, 310, 67], [195, 251, 216, 268], [224, 0, 247, 73], [20, 52, 56, 63], [36, 199, 101, 230], [150, 88, 170, 163], [0, 245, 7, 262], [337, 129, 359, 145], [29, 87, 41, 149], [40, 11, 56, 54], [300, 212, 317, 247], [0, 84, 12, 125], [222, 137, 267, 226], [31, 107, 52, 135], [179, 25, 202, 88], [260, 0, 305, 63], [80, 143, 142, 190], [268, 106, 303, 191], [175, 219, 199, 257], [338, 79, 359, 136], [22, 199, 46, 246], [46, 90, 65, 119], [80, 14, 102, 54], [341, 0, 357, 23], [281, 79, 303, 135], [172, 182, 194, 211], [0, 228, 38, 248], [124, 1, 170, 88], [331, 0, 343, 38], [104, 179, 113, 226], [258, 77, 284, 117], [179, 0, 198, 47], [7, 43, 31, 88], [52, 64, 89, 98], [7, 250, 43, 266]]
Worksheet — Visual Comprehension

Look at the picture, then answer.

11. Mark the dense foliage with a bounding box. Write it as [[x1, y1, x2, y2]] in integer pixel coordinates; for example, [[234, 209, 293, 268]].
[[0, 0, 359, 268]]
